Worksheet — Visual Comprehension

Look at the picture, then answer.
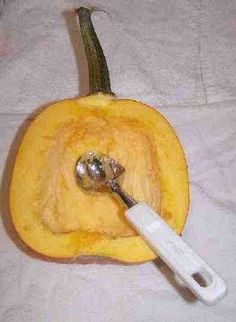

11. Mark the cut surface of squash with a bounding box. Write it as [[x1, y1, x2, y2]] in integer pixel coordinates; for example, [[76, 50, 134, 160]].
[[10, 94, 189, 262]]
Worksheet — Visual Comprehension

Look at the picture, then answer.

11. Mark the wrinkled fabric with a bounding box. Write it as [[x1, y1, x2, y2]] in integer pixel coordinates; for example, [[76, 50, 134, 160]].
[[0, 1, 236, 321]]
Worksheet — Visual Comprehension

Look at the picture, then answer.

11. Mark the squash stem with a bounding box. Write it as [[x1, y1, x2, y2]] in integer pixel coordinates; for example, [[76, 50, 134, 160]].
[[76, 7, 113, 95]]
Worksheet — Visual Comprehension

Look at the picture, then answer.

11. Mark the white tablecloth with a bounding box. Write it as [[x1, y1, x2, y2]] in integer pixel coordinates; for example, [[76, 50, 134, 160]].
[[1, 1, 236, 321]]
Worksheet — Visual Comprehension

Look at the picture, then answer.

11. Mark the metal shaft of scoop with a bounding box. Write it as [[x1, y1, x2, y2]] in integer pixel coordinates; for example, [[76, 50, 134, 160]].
[[108, 180, 137, 208]]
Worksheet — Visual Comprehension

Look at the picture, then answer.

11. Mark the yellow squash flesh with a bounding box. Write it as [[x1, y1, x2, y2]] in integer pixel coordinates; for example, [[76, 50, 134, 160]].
[[10, 94, 189, 263]]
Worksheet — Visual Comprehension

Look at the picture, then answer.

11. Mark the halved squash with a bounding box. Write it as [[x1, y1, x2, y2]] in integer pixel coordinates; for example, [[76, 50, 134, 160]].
[[10, 8, 189, 263]]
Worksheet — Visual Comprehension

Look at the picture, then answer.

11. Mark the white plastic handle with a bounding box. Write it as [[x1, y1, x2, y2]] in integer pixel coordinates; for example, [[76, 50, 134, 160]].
[[126, 203, 227, 305]]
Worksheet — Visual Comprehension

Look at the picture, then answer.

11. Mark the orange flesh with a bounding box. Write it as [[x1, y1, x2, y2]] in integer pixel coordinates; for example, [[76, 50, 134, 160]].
[[10, 94, 189, 262]]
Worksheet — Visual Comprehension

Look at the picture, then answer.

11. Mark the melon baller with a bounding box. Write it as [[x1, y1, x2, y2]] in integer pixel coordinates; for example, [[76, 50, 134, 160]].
[[75, 151, 227, 305]]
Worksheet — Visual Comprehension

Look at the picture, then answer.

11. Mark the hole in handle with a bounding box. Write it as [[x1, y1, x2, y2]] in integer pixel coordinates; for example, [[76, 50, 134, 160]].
[[192, 270, 213, 288]]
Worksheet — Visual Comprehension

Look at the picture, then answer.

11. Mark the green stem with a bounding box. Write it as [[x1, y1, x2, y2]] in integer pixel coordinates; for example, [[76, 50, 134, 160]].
[[76, 7, 113, 95]]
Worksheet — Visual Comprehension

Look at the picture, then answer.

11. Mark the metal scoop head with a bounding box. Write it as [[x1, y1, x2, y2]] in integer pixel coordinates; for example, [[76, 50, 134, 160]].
[[75, 151, 125, 192]]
